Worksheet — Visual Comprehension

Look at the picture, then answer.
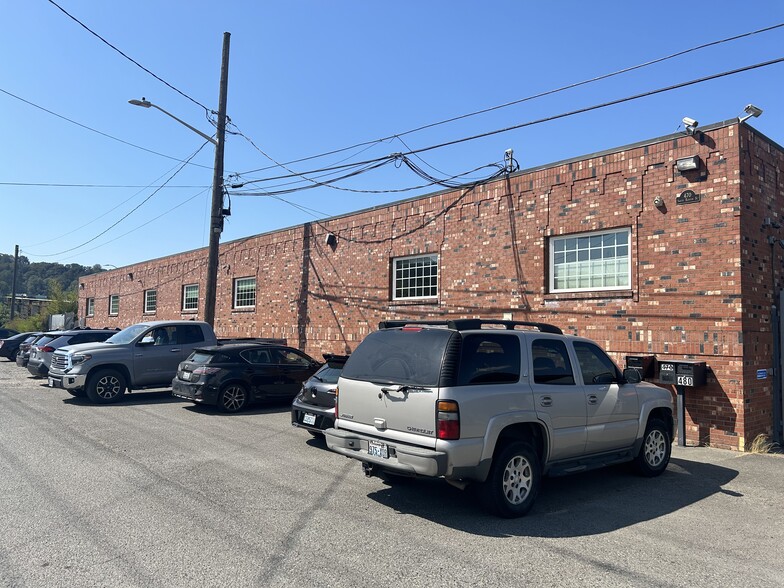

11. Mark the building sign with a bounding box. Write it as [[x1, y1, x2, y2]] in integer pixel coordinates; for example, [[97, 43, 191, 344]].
[[676, 190, 701, 205]]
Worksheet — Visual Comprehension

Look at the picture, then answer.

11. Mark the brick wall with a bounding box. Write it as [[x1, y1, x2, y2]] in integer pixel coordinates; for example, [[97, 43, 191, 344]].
[[79, 122, 784, 450]]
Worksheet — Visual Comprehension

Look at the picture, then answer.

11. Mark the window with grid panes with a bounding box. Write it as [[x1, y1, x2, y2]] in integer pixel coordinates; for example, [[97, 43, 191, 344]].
[[182, 284, 199, 311], [144, 289, 157, 313], [549, 228, 631, 293], [109, 294, 119, 316], [233, 277, 256, 308], [393, 254, 438, 300]]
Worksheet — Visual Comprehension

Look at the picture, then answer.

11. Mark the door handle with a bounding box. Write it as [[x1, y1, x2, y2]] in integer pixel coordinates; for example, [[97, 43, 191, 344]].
[[540, 396, 552, 407], [588, 394, 598, 405]]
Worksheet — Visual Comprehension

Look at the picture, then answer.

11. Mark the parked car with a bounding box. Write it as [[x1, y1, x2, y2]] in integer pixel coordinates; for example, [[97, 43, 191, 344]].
[[0, 328, 19, 339], [172, 342, 322, 413], [291, 353, 348, 435], [48, 320, 220, 403], [27, 328, 120, 377], [15, 333, 46, 367], [0, 331, 38, 361], [325, 319, 674, 518]]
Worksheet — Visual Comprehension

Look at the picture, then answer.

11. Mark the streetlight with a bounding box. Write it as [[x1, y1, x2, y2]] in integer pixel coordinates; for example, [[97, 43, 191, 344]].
[[128, 99, 217, 145], [127, 32, 230, 327]]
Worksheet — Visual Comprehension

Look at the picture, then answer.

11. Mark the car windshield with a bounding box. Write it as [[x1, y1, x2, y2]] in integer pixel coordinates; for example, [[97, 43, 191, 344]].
[[105, 324, 150, 345]]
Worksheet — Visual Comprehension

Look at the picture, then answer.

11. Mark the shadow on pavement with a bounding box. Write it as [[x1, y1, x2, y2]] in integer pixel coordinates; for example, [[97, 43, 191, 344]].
[[60, 389, 182, 407], [365, 457, 739, 537]]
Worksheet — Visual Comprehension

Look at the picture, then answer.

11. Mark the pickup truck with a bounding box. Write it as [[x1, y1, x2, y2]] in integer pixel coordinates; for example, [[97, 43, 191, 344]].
[[47, 320, 218, 404], [324, 319, 675, 518]]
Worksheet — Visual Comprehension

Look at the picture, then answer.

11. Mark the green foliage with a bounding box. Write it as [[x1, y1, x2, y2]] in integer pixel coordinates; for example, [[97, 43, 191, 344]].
[[0, 253, 103, 299]]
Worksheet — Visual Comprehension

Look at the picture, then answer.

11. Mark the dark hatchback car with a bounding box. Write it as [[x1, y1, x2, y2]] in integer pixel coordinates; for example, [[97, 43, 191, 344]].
[[172, 343, 322, 413], [0, 332, 37, 361], [291, 354, 348, 435], [15, 333, 46, 367]]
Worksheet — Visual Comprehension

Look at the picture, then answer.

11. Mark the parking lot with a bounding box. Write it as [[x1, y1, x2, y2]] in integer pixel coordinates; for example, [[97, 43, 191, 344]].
[[1, 359, 783, 588]]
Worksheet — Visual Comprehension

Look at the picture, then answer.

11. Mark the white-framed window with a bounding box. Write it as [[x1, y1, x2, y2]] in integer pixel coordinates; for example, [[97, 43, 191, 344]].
[[549, 228, 631, 292], [182, 284, 199, 311], [233, 277, 256, 309], [86, 297, 95, 317], [393, 254, 439, 300], [109, 294, 119, 316], [144, 289, 157, 313]]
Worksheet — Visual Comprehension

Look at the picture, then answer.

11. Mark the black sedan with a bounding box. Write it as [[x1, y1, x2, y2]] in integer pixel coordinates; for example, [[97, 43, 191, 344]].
[[0, 332, 38, 361], [291, 354, 348, 435], [172, 343, 322, 413]]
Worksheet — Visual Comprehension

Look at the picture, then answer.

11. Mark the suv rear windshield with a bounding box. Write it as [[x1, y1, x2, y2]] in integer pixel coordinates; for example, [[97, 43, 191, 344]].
[[341, 328, 453, 386]]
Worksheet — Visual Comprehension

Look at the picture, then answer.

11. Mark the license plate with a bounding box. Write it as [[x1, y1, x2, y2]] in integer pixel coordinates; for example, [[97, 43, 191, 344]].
[[181, 371, 191, 381], [367, 440, 388, 459], [303, 413, 316, 426]]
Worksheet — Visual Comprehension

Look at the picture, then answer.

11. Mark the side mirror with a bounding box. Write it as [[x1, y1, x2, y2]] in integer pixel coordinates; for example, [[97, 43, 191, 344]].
[[622, 367, 642, 384], [138, 335, 154, 346]]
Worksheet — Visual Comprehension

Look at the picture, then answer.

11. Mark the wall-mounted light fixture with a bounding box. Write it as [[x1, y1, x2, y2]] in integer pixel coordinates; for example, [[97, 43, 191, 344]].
[[79, 283, 84, 289], [325, 233, 337, 248], [127, 272, 134, 280], [676, 155, 701, 172], [738, 104, 763, 123], [654, 196, 665, 209]]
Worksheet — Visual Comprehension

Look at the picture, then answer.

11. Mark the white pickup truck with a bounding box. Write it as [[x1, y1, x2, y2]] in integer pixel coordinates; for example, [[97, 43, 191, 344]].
[[325, 319, 674, 517]]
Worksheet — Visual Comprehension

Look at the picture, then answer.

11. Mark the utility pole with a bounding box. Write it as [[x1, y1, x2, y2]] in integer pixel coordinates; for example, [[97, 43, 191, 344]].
[[10, 245, 19, 320], [204, 32, 231, 327]]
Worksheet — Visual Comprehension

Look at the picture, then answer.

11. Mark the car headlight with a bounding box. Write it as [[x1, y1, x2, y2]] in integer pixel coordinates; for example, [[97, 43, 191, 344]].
[[71, 353, 92, 365]]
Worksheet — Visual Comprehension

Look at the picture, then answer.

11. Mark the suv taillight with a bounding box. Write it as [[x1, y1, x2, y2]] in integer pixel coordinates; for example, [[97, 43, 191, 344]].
[[40, 346, 56, 353], [334, 386, 339, 418], [437, 400, 460, 440]]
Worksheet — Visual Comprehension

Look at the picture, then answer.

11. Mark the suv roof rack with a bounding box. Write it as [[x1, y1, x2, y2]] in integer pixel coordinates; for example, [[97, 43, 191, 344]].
[[378, 319, 562, 335]]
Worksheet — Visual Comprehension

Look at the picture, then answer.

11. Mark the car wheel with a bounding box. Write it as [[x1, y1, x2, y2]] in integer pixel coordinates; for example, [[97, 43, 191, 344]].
[[219, 383, 248, 413], [480, 441, 540, 518], [86, 369, 127, 404], [634, 418, 671, 477]]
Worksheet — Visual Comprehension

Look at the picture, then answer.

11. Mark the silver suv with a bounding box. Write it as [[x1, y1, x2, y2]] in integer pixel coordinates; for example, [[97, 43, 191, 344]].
[[324, 319, 674, 518]]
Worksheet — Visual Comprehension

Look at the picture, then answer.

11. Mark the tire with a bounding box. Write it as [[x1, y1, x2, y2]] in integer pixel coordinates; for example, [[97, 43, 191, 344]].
[[86, 369, 127, 404], [634, 418, 671, 477], [219, 383, 248, 413], [480, 441, 541, 518]]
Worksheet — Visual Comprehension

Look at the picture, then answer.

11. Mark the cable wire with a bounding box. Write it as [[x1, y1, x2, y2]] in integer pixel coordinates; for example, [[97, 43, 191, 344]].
[[46, 0, 211, 114], [236, 23, 784, 176], [24, 142, 211, 258]]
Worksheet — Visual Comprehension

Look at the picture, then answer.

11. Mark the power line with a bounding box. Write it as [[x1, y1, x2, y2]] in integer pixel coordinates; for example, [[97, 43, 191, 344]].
[[0, 87, 214, 171], [46, 0, 211, 114], [236, 23, 784, 177], [24, 142, 211, 258], [1, 183, 209, 188], [231, 56, 784, 196]]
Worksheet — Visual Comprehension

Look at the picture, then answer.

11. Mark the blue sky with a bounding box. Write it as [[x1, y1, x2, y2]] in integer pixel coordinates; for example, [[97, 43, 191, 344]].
[[2, 1, 783, 269]]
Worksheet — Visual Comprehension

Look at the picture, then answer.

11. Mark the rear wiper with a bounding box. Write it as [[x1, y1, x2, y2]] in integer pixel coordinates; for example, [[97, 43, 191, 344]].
[[380, 384, 432, 394]]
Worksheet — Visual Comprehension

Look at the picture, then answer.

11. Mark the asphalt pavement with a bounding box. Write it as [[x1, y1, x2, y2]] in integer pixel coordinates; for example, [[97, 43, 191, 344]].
[[0, 359, 782, 587]]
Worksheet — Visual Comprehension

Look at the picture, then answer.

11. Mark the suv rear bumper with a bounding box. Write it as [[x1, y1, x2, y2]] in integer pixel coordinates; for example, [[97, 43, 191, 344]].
[[324, 427, 449, 478]]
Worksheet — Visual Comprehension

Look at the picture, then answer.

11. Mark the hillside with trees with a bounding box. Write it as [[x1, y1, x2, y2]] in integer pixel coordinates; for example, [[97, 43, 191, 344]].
[[0, 254, 105, 330], [0, 253, 103, 299]]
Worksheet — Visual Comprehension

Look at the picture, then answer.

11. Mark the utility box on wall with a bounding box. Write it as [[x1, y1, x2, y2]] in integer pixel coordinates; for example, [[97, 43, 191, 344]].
[[657, 360, 707, 387], [625, 355, 656, 379]]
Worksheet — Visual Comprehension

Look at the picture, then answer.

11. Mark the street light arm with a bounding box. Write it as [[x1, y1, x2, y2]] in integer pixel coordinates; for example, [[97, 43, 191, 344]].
[[128, 98, 218, 146]]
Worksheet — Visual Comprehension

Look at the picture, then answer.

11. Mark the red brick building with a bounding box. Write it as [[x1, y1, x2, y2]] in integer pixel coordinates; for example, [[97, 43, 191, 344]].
[[79, 119, 784, 451]]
